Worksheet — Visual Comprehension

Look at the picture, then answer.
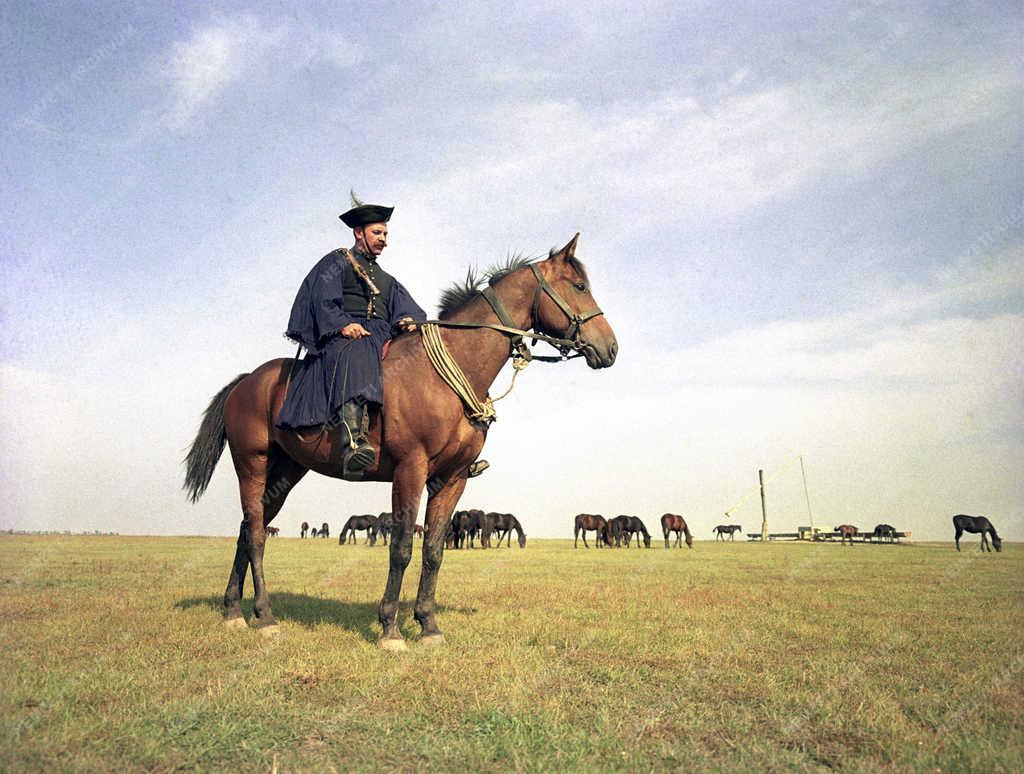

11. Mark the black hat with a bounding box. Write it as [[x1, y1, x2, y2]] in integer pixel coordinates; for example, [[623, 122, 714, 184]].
[[340, 191, 392, 228], [340, 204, 393, 228]]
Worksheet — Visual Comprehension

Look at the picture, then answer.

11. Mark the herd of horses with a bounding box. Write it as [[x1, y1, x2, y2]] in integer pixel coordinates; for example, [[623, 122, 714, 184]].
[[573, 513, 694, 548], [299, 511, 527, 549]]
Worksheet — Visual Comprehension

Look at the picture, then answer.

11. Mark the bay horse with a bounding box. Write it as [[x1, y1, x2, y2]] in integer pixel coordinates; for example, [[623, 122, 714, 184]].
[[339, 514, 379, 545], [835, 524, 858, 545], [574, 514, 609, 548], [266, 526, 279, 537], [183, 235, 616, 649], [953, 514, 1002, 552], [300, 521, 309, 538], [661, 513, 692, 549], [714, 524, 742, 541], [488, 513, 526, 547]]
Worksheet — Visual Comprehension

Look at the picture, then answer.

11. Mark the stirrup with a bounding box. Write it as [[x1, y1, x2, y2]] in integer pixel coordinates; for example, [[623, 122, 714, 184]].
[[467, 460, 489, 478], [342, 442, 377, 479]]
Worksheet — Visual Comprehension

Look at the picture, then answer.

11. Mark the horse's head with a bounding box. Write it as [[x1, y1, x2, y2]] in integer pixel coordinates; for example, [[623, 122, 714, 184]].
[[643, 533, 652, 548], [518, 532, 527, 548], [992, 534, 1002, 552], [533, 234, 618, 369]]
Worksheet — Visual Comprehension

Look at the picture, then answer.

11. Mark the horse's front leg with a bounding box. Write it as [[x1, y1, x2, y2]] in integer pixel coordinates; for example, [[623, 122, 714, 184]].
[[378, 460, 427, 651], [414, 476, 468, 646]]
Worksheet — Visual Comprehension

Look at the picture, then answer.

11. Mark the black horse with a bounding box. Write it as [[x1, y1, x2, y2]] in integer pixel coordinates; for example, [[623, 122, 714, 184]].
[[315, 522, 330, 539], [871, 524, 896, 543], [608, 515, 651, 548], [340, 514, 379, 545], [953, 514, 1002, 553], [300, 521, 309, 538], [714, 524, 742, 541], [488, 513, 526, 548]]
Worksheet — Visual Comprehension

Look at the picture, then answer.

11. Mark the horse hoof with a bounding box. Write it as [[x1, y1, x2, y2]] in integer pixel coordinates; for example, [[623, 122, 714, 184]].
[[257, 624, 281, 638], [378, 637, 408, 653], [223, 617, 248, 630], [420, 633, 446, 647]]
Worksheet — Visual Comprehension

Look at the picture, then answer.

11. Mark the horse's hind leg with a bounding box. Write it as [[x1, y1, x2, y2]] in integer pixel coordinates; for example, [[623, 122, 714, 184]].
[[225, 450, 306, 633]]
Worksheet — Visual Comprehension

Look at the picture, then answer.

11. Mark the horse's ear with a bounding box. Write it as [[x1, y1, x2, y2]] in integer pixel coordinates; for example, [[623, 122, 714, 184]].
[[555, 233, 580, 261]]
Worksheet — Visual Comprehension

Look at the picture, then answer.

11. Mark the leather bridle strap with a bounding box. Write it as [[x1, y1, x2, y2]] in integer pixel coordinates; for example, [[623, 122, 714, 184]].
[[529, 264, 604, 346]]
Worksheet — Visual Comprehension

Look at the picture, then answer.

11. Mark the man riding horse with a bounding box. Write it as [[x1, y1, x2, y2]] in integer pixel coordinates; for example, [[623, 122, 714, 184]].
[[277, 196, 492, 480], [275, 196, 426, 478]]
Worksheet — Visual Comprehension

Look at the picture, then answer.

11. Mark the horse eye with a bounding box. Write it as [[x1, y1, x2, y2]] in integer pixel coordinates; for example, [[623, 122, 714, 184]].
[[574, 282, 586, 292]]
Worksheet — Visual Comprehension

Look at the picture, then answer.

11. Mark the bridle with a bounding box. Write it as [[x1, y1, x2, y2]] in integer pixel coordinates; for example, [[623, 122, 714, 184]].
[[426, 262, 605, 362]]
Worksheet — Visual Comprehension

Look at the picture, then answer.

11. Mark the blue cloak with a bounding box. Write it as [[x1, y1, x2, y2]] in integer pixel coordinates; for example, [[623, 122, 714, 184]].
[[275, 249, 426, 429]]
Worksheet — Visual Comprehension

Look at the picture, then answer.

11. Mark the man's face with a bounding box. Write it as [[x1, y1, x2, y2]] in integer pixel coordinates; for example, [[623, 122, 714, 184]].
[[356, 223, 388, 256]]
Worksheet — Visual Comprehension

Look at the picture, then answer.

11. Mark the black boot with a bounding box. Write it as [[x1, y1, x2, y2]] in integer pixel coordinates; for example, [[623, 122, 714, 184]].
[[340, 399, 376, 476]]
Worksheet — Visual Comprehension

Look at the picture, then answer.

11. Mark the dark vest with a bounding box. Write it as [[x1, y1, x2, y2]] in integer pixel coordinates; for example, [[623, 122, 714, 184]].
[[341, 249, 394, 320]]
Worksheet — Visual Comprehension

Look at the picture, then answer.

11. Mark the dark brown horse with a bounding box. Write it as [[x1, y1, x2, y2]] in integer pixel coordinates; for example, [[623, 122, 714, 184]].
[[488, 513, 526, 547], [835, 524, 858, 545], [661, 513, 692, 549], [872, 523, 896, 543], [574, 514, 609, 548], [300, 521, 309, 538], [316, 522, 330, 539], [953, 514, 1002, 552], [413, 524, 424, 539], [339, 514, 379, 545], [184, 236, 616, 649], [266, 526, 279, 537], [713, 524, 742, 541]]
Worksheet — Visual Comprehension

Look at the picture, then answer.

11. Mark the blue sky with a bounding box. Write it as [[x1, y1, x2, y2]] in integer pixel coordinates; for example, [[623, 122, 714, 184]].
[[1, 1, 1021, 541]]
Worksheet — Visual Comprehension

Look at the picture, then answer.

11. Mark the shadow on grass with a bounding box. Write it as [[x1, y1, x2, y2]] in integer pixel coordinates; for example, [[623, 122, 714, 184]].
[[175, 593, 476, 644]]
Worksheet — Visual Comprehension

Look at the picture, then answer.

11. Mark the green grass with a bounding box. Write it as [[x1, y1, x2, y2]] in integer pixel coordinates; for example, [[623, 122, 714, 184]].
[[1, 535, 1021, 772]]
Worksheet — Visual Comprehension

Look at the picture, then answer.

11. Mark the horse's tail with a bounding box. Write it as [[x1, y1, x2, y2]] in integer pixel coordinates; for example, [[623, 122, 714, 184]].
[[183, 373, 249, 503]]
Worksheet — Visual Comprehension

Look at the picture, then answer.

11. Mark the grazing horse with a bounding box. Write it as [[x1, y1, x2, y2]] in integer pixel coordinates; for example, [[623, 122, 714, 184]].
[[953, 514, 1002, 553], [835, 524, 858, 545], [267, 526, 279, 537], [608, 515, 651, 548], [340, 514, 379, 545], [574, 514, 609, 548], [184, 235, 616, 649], [488, 513, 526, 547], [872, 524, 896, 543], [661, 513, 693, 549], [714, 524, 742, 541], [314, 523, 330, 539], [300, 521, 309, 538]]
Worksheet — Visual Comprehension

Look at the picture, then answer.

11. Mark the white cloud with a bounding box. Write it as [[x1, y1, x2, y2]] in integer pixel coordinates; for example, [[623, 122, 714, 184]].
[[158, 16, 363, 131], [161, 15, 287, 131]]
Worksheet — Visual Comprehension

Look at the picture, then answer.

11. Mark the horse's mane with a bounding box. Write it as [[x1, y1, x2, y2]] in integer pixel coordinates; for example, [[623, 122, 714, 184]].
[[437, 248, 590, 319], [437, 253, 536, 319]]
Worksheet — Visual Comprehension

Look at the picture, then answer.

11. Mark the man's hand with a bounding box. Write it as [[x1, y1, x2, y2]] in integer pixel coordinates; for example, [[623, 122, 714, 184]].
[[395, 317, 418, 334], [341, 322, 371, 339]]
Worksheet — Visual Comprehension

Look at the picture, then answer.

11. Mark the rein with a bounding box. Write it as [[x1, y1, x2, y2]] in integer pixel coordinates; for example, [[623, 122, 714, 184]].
[[419, 263, 605, 423]]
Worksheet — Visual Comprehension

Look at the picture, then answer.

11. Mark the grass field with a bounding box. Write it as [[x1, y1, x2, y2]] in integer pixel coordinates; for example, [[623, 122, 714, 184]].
[[1, 535, 1021, 772]]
